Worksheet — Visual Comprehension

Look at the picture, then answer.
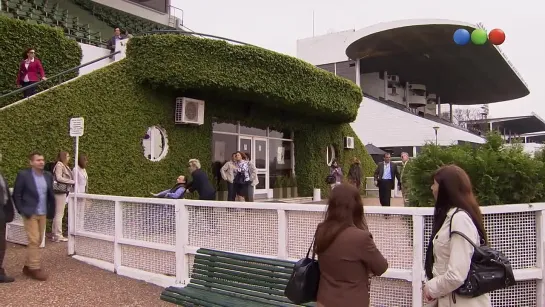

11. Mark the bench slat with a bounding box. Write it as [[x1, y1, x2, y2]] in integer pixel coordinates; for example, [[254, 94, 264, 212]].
[[162, 290, 221, 307], [193, 261, 291, 280], [192, 275, 286, 299], [193, 267, 287, 290], [195, 255, 294, 274], [168, 285, 276, 307], [188, 282, 298, 306], [198, 248, 295, 267]]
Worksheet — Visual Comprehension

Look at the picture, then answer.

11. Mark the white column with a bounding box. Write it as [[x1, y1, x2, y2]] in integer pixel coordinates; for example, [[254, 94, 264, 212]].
[[277, 209, 288, 259], [355, 58, 361, 88], [536, 210, 545, 307], [412, 215, 425, 307], [113, 200, 123, 272], [175, 202, 190, 285]]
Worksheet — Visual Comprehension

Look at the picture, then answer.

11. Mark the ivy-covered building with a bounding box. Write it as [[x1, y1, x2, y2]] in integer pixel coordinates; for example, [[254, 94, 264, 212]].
[[0, 18, 375, 199]]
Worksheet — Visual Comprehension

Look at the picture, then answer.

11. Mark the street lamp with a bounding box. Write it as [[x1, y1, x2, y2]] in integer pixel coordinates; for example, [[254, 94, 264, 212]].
[[433, 126, 440, 145]]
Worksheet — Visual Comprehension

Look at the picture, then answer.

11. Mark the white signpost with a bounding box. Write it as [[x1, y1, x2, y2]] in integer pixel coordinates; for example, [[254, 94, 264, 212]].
[[69, 117, 84, 255]]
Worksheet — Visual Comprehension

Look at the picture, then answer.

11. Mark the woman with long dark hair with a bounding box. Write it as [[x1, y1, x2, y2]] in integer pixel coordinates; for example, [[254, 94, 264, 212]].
[[314, 184, 388, 307], [423, 165, 490, 306]]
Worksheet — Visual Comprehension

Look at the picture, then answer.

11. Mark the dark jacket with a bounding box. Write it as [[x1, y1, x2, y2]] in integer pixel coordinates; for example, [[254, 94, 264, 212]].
[[0, 173, 15, 223], [106, 35, 127, 52], [12, 169, 56, 219], [187, 169, 216, 200], [373, 162, 401, 190]]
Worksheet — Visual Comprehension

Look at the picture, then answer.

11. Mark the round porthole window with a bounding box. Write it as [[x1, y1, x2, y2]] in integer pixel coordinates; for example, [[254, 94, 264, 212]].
[[326, 145, 336, 166], [142, 126, 169, 162]]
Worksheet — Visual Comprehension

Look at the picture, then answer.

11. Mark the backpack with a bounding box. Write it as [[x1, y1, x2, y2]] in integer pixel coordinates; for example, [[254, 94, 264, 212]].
[[449, 208, 516, 298]]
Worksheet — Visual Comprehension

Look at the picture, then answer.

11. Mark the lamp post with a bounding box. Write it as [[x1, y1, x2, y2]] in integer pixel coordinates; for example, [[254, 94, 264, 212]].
[[433, 126, 440, 145]]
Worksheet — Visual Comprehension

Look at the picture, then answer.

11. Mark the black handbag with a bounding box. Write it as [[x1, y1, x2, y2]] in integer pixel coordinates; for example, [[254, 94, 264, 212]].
[[325, 175, 335, 184], [284, 238, 320, 304], [449, 209, 516, 297], [53, 163, 72, 194]]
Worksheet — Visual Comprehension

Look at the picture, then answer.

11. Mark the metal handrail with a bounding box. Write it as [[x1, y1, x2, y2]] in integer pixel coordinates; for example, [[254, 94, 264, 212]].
[[136, 30, 254, 47], [0, 51, 121, 102]]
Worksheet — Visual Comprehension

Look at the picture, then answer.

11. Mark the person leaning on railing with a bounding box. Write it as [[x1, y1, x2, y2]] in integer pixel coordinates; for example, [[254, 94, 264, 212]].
[[16, 48, 47, 98]]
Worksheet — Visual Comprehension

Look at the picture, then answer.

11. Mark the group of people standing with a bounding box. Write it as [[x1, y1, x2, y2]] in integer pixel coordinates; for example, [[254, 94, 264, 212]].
[[328, 157, 363, 189], [219, 152, 258, 202], [0, 151, 88, 282]]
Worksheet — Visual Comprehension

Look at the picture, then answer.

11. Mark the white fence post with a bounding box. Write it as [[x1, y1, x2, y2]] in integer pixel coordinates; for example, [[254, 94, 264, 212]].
[[412, 215, 424, 307], [67, 195, 75, 255], [277, 209, 288, 260], [536, 210, 545, 307], [175, 202, 189, 285], [113, 200, 122, 273]]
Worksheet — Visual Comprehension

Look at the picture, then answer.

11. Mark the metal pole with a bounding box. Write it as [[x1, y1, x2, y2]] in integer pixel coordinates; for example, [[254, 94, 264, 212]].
[[435, 131, 438, 145]]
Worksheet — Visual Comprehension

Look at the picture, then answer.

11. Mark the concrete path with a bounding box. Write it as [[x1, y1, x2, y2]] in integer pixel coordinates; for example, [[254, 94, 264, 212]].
[[0, 242, 172, 307]]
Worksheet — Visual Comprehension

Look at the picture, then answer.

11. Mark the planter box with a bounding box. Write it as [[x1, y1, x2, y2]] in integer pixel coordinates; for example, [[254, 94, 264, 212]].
[[284, 187, 292, 198], [291, 187, 298, 198], [273, 188, 283, 199]]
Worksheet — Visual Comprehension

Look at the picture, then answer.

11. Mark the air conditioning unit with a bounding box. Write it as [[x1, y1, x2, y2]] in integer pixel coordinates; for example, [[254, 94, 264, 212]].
[[407, 83, 427, 108], [344, 136, 355, 149], [175, 97, 205, 125]]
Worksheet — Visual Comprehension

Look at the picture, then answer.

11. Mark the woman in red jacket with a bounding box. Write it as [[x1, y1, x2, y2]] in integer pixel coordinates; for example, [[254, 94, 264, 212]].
[[16, 48, 47, 98]]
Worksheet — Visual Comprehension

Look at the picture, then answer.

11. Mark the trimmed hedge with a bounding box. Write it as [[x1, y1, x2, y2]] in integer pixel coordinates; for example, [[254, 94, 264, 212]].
[[126, 35, 363, 123], [0, 34, 374, 198], [405, 132, 545, 206], [0, 16, 82, 107]]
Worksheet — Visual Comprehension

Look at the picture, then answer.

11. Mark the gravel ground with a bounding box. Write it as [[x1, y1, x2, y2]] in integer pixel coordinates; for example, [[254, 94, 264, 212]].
[[0, 242, 174, 307]]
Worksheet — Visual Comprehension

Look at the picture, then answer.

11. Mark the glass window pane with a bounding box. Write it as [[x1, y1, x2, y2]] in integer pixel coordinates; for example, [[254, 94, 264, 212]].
[[256, 174, 266, 189], [240, 125, 267, 136], [269, 128, 291, 139], [269, 140, 293, 179], [254, 139, 267, 169], [212, 122, 238, 133], [212, 133, 238, 184]]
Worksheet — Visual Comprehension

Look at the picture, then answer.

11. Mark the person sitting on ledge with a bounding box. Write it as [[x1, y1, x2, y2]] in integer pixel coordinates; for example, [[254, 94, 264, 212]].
[[150, 175, 187, 199]]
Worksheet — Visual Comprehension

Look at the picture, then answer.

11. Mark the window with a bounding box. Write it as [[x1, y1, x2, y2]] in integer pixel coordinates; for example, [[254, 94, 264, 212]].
[[240, 125, 267, 136], [127, 0, 168, 13], [212, 122, 238, 133], [269, 139, 293, 188], [326, 145, 336, 166], [142, 126, 168, 161]]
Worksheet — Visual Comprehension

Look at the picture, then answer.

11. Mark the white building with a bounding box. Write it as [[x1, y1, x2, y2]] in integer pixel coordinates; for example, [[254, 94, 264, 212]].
[[297, 19, 530, 156]]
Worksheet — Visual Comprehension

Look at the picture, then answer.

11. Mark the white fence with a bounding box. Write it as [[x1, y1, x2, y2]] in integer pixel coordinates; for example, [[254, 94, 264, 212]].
[[6, 194, 545, 306]]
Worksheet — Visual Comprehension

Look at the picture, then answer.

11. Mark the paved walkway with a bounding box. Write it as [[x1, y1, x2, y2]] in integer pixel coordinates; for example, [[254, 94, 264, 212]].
[[0, 242, 172, 307]]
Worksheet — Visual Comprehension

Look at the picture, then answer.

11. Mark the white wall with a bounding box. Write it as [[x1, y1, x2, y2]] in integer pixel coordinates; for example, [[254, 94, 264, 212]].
[[91, 0, 169, 25], [79, 43, 111, 76], [296, 29, 354, 65], [361, 72, 384, 99], [351, 98, 485, 147]]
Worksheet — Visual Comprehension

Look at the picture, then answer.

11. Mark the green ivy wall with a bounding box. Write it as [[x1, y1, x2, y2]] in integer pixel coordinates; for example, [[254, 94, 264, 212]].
[[0, 34, 374, 198]]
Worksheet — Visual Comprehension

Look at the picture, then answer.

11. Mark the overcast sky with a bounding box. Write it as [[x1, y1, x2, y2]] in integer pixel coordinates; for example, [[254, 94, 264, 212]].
[[172, 0, 542, 119]]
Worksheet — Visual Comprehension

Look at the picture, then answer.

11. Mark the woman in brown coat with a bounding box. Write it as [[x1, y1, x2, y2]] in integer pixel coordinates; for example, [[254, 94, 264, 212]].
[[314, 184, 388, 307]]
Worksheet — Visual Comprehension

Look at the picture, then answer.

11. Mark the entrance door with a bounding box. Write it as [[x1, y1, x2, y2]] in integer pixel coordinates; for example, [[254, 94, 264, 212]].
[[239, 136, 269, 198]]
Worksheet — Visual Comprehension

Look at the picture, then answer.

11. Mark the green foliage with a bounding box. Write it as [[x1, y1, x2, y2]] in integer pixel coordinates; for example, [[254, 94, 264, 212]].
[[126, 35, 362, 123], [406, 131, 545, 206], [0, 16, 82, 107], [0, 34, 374, 199]]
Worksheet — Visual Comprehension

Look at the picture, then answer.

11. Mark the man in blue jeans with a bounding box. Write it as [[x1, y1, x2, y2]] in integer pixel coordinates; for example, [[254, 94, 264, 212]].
[[0, 171, 15, 283]]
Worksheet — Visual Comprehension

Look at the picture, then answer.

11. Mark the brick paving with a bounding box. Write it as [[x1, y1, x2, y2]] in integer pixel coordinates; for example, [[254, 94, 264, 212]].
[[0, 242, 173, 307]]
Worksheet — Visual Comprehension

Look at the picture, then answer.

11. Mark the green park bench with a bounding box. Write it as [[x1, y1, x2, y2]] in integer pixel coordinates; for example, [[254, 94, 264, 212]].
[[160, 248, 316, 307]]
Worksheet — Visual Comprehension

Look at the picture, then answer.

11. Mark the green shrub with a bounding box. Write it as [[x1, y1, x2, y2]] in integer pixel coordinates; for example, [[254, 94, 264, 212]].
[[0, 16, 82, 107], [406, 131, 545, 206], [126, 35, 362, 123]]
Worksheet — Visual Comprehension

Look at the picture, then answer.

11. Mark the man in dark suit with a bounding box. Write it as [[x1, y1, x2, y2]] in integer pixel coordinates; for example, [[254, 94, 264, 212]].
[[12, 152, 56, 281], [0, 171, 15, 283], [186, 159, 217, 231], [373, 153, 401, 206], [106, 27, 127, 57]]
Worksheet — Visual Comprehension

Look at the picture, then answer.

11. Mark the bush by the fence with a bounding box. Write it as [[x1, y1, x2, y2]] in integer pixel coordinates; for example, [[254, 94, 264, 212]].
[[406, 131, 545, 207], [0, 16, 82, 107]]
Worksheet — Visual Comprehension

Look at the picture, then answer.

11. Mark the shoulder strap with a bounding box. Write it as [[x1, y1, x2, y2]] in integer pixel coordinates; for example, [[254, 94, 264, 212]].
[[450, 230, 479, 249], [449, 208, 485, 246], [306, 236, 316, 260]]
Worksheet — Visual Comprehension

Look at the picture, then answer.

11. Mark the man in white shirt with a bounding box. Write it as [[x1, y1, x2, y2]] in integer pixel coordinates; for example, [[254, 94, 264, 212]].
[[373, 153, 401, 206]]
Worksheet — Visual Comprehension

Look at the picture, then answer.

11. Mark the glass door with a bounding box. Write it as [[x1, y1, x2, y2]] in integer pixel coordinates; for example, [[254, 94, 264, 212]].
[[253, 138, 268, 196]]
